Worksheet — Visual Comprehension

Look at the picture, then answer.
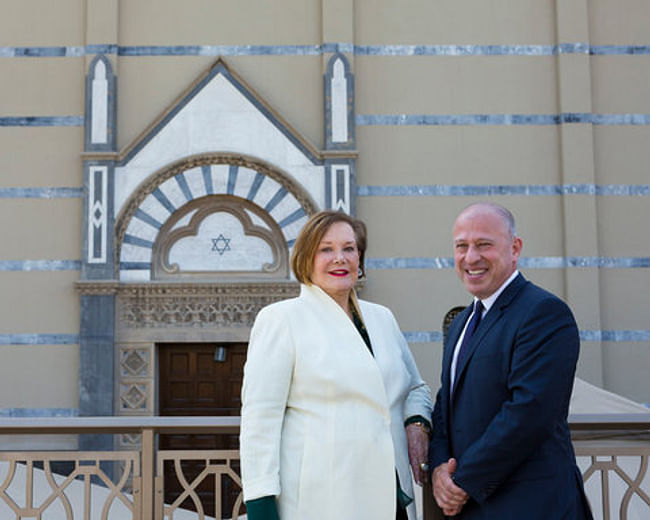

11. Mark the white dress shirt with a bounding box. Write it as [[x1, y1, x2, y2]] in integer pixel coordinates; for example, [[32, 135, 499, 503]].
[[450, 270, 520, 390]]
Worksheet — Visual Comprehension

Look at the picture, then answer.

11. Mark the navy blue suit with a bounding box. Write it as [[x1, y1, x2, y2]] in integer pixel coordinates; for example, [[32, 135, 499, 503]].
[[430, 274, 592, 519]]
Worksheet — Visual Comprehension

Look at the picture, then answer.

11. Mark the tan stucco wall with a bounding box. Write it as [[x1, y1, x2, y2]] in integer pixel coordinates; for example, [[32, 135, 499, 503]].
[[0, 0, 648, 412], [0, 129, 83, 187], [0, 346, 79, 408], [0, 200, 81, 259], [0, 272, 80, 333]]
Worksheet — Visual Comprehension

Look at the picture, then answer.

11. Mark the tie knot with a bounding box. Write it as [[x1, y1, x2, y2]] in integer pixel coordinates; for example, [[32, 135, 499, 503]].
[[474, 300, 484, 314]]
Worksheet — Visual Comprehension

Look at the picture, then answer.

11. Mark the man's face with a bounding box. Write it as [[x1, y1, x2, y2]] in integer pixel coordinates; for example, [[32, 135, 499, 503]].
[[452, 206, 522, 300]]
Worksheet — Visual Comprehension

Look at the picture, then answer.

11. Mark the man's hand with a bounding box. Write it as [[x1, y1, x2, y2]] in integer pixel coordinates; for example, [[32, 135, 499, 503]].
[[406, 423, 429, 485], [432, 458, 469, 516]]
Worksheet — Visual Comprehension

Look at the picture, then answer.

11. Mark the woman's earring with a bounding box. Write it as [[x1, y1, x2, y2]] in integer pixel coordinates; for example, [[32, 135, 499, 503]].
[[358, 267, 364, 278]]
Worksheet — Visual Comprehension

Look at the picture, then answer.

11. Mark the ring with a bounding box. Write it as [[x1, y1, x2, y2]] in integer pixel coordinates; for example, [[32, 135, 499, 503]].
[[419, 462, 429, 471]]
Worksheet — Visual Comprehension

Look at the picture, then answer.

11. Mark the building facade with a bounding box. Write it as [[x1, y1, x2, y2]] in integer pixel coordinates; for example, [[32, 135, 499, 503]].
[[1, 1, 649, 449]]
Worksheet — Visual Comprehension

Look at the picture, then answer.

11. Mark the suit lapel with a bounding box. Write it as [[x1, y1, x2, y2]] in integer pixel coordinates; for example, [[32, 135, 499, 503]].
[[452, 274, 528, 394]]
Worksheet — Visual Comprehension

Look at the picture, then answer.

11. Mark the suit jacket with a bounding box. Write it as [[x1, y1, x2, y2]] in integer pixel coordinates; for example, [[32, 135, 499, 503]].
[[429, 274, 592, 519], [241, 283, 432, 520]]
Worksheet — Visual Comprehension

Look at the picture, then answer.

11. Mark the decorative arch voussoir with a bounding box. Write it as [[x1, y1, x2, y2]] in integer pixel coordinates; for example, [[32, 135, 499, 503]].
[[115, 153, 318, 280]]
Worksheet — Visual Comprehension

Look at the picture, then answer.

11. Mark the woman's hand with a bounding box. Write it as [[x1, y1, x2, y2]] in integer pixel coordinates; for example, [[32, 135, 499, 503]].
[[406, 423, 430, 485]]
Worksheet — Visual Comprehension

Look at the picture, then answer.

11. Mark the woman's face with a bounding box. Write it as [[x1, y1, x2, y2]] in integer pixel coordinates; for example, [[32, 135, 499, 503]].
[[311, 221, 360, 301]]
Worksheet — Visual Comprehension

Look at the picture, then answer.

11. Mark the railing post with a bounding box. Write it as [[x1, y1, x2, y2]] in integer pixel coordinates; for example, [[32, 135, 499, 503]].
[[141, 427, 155, 520]]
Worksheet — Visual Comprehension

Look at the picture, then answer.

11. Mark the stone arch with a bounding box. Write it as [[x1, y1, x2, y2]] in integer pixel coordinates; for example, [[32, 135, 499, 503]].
[[115, 153, 318, 281], [152, 195, 289, 279]]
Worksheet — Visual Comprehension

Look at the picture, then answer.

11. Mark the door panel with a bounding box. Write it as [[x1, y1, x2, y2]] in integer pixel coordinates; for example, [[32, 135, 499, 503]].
[[159, 343, 246, 518]]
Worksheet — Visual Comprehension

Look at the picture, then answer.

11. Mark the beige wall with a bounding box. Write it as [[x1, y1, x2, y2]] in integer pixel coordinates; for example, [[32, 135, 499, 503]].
[[0, 0, 648, 411]]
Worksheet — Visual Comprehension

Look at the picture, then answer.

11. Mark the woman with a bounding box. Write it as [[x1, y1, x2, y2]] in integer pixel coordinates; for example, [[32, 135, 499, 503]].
[[240, 211, 432, 520]]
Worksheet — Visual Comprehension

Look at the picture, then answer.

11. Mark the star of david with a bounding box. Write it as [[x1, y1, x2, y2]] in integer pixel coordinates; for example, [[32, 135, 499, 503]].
[[211, 234, 231, 255]]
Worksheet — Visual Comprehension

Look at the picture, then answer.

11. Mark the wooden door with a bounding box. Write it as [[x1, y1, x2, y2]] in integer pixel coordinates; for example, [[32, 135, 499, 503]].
[[158, 343, 247, 518]]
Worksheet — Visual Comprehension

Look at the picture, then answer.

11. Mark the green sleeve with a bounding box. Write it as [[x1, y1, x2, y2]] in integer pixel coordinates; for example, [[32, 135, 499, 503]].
[[245, 496, 280, 520]]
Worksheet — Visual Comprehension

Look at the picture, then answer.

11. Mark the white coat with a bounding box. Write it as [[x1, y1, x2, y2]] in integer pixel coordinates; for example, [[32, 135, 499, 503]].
[[240, 284, 432, 520]]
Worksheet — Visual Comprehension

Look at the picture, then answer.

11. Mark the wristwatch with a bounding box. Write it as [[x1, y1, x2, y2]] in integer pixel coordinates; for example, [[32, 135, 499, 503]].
[[409, 420, 431, 436]]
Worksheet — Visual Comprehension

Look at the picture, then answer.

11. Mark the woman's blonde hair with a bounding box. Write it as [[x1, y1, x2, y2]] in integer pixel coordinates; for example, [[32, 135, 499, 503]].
[[290, 210, 367, 284]]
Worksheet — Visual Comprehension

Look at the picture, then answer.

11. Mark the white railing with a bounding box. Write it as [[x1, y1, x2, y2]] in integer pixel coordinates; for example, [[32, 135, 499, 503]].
[[0, 414, 648, 519]]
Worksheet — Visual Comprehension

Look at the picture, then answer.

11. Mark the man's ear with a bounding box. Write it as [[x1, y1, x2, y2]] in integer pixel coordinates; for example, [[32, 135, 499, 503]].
[[512, 236, 523, 260]]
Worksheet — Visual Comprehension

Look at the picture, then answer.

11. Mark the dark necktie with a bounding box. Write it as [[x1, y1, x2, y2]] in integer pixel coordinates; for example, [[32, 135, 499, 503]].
[[455, 300, 484, 380]]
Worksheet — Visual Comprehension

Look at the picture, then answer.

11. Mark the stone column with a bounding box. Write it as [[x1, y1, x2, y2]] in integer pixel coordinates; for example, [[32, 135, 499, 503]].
[[78, 0, 120, 453], [321, 0, 358, 214], [554, 0, 604, 385]]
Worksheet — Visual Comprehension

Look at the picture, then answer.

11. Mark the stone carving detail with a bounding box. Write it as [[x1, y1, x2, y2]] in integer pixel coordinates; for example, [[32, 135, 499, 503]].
[[120, 348, 149, 377], [116, 282, 299, 329], [118, 344, 153, 414], [120, 382, 149, 411]]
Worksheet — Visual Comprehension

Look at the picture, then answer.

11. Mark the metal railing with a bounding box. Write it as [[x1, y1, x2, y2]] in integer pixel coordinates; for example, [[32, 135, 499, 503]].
[[0, 414, 648, 519]]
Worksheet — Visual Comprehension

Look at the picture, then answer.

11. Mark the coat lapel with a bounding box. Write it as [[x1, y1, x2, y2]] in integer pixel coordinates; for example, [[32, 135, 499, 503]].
[[300, 284, 377, 362], [452, 274, 528, 394]]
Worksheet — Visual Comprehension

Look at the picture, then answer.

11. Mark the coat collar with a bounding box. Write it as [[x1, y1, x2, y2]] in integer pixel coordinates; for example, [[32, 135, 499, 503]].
[[299, 283, 377, 363], [299, 283, 357, 318]]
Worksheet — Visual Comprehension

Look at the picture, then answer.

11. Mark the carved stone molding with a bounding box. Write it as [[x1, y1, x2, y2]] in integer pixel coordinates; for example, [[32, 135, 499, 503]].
[[113, 281, 300, 329], [76, 280, 120, 295]]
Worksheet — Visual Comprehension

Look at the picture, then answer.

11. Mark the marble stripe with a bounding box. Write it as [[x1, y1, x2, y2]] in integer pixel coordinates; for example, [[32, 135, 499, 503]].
[[0, 329, 644, 345], [580, 330, 650, 341], [590, 114, 650, 125], [86, 44, 119, 55], [175, 173, 193, 202], [202, 165, 214, 195], [134, 208, 163, 230], [278, 208, 307, 228], [403, 331, 444, 343], [123, 234, 154, 249], [0, 334, 79, 345], [354, 43, 639, 56], [0, 116, 83, 127], [356, 113, 650, 126], [246, 173, 265, 201], [521, 257, 650, 268], [401, 330, 650, 343], [366, 257, 650, 269], [152, 188, 176, 214], [227, 165, 238, 195], [7, 256, 637, 271], [0, 408, 79, 417], [120, 262, 152, 270], [1, 46, 80, 57], [356, 44, 560, 56], [118, 45, 323, 56], [264, 187, 289, 213], [357, 184, 650, 197], [590, 45, 650, 55], [367, 257, 455, 269], [0, 260, 80, 271], [0, 187, 82, 198], [4, 43, 649, 57], [4, 113, 650, 128]]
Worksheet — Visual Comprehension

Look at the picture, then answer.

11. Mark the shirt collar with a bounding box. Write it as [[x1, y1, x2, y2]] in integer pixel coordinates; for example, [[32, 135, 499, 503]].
[[476, 270, 519, 314]]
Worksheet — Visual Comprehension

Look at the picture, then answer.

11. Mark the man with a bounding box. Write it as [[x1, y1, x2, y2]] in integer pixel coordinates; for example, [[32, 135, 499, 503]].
[[429, 202, 592, 519]]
